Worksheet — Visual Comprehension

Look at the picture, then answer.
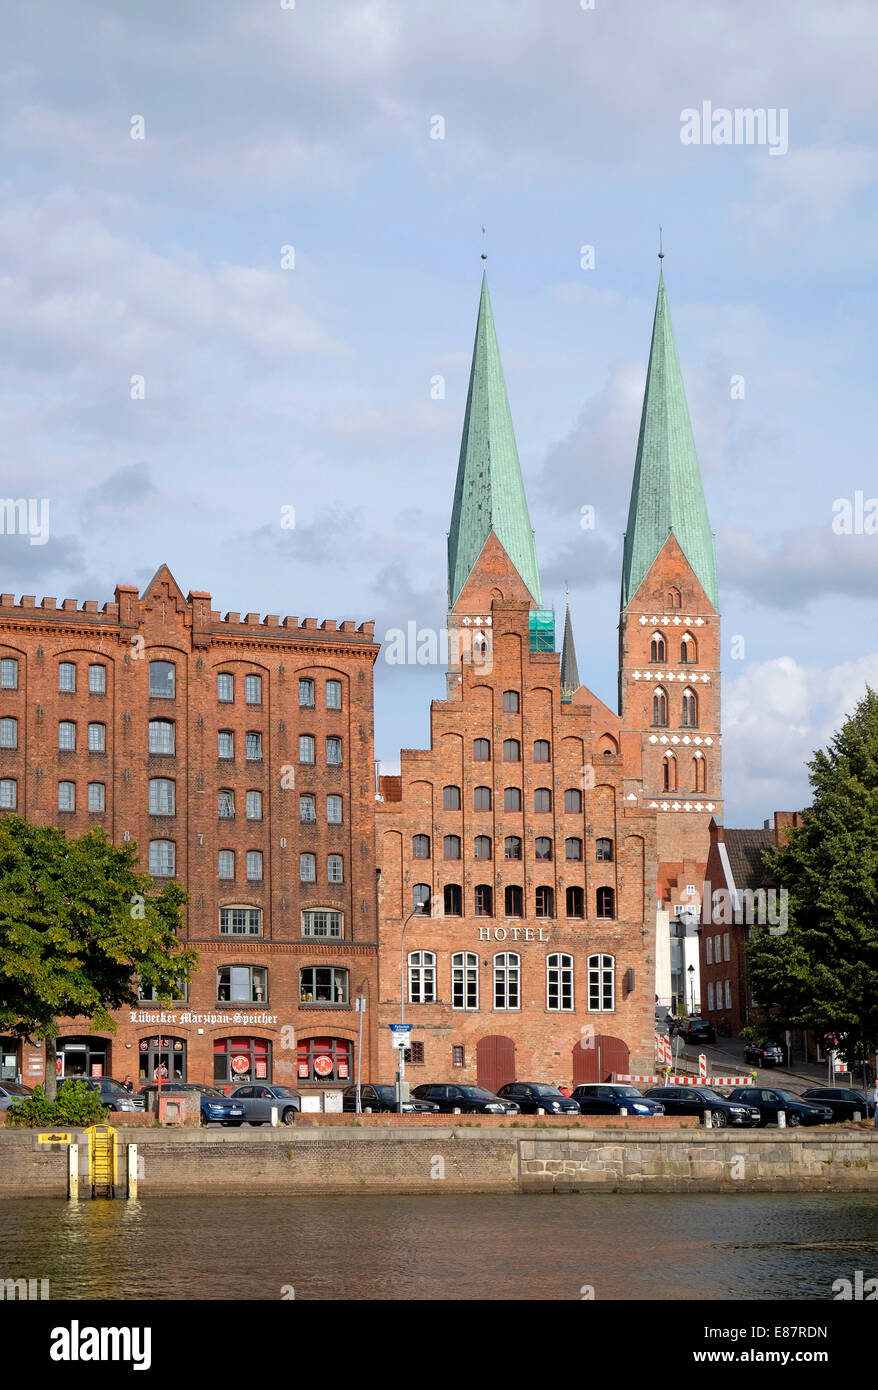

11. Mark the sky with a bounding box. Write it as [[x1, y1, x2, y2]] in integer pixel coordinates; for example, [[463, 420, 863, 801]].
[[1, 0, 877, 825]]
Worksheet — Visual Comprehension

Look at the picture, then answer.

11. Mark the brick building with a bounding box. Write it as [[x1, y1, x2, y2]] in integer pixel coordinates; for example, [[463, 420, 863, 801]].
[[375, 274, 657, 1091], [0, 565, 380, 1095], [618, 268, 723, 1014]]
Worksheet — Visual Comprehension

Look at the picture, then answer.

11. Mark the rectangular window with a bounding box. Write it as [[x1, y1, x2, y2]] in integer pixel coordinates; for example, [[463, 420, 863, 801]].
[[245, 675, 262, 705], [218, 790, 235, 819], [705, 937, 713, 965], [302, 910, 343, 939], [723, 933, 730, 962], [246, 850, 263, 881], [300, 853, 316, 882], [0, 718, 16, 749], [547, 956, 573, 1012], [714, 934, 721, 963], [149, 720, 175, 755], [58, 721, 75, 751], [246, 790, 263, 820], [452, 1045, 465, 1068], [404, 1041, 425, 1065], [218, 731, 234, 759], [0, 779, 17, 809], [219, 908, 261, 937], [708, 981, 715, 1011], [299, 679, 315, 708], [58, 781, 75, 812], [300, 795, 316, 823], [452, 954, 478, 1010], [326, 680, 342, 710], [149, 779, 175, 816], [326, 736, 342, 766], [87, 782, 105, 813], [59, 662, 76, 692], [725, 979, 732, 1009], [0, 658, 18, 689], [326, 795, 342, 824], [88, 723, 105, 752], [217, 672, 234, 703], [245, 731, 262, 761], [327, 854, 343, 883], [299, 735, 315, 764], [88, 664, 106, 694], [218, 850, 235, 880], [149, 840, 175, 877]]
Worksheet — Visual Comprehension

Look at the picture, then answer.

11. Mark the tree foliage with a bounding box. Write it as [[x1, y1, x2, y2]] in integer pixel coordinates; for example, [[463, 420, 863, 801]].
[[4, 1079, 108, 1128], [0, 817, 196, 1097], [748, 687, 878, 1061]]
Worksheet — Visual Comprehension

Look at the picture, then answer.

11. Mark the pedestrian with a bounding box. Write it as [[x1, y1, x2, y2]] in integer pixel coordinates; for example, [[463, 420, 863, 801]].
[[123, 1075, 133, 1093], [557, 1082, 570, 1097]]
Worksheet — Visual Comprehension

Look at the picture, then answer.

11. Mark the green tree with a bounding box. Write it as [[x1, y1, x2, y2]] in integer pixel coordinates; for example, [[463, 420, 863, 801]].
[[0, 817, 196, 1099], [748, 687, 878, 1066]]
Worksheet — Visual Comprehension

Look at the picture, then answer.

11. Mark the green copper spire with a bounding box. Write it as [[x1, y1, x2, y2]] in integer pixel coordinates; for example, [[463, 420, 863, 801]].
[[448, 273, 542, 608], [622, 272, 718, 609]]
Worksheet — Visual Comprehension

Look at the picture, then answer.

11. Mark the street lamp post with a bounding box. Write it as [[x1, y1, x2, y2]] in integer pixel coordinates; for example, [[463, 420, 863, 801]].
[[397, 903, 425, 1114], [687, 963, 696, 1015]]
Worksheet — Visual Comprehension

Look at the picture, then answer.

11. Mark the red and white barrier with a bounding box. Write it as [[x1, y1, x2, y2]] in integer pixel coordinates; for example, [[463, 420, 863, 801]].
[[615, 1073, 752, 1087]]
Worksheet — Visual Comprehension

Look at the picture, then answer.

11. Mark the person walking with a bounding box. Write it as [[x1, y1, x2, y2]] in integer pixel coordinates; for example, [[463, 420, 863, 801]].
[[872, 1078, 878, 1129]]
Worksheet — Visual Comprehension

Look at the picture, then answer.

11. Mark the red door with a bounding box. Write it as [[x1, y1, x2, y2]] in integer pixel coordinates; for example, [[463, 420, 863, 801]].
[[476, 1035, 516, 1094], [572, 1034, 630, 1084]]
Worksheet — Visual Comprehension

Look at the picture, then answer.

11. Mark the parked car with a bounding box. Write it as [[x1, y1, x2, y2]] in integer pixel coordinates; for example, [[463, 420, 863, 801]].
[[743, 1042, 784, 1068], [341, 1084, 440, 1114], [138, 1081, 246, 1126], [674, 1017, 716, 1045], [726, 1086, 833, 1127], [570, 1084, 665, 1117], [643, 1085, 760, 1127], [410, 1084, 520, 1114], [0, 1081, 32, 1111], [801, 1087, 875, 1121], [226, 1084, 301, 1125], [495, 1083, 580, 1116], [77, 1077, 145, 1112]]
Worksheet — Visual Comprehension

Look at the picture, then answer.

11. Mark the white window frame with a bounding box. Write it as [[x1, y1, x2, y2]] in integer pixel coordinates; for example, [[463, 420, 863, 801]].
[[87, 782, 105, 813], [546, 952, 573, 1012], [452, 952, 479, 1010], [493, 952, 521, 1011], [408, 950, 436, 1004], [587, 953, 614, 1013]]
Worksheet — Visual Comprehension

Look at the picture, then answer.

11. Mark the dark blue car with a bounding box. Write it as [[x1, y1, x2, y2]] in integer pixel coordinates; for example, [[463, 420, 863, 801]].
[[570, 1083, 665, 1117]]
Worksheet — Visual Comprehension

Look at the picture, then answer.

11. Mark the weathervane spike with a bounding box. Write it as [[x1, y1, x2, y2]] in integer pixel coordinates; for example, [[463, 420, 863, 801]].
[[481, 225, 487, 262], [658, 224, 664, 261]]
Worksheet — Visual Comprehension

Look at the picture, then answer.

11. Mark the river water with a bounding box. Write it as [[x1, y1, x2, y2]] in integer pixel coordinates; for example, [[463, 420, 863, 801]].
[[3, 1193, 878, 1300]]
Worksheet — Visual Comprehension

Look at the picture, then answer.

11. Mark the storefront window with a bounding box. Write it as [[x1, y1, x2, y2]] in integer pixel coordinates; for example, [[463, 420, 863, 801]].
[[57, 1036, 109, 1078], [138, 1036, 186, 1084], [296, 1036, 352, 1083], [213, 1036, 271, 1084]]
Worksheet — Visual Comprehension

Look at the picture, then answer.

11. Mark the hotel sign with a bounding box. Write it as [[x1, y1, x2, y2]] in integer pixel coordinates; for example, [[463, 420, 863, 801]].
[[477, 927, 549, 942]]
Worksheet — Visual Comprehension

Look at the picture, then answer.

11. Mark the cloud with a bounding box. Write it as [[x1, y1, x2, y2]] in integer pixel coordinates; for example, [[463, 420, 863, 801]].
[[720, 524, 878, 607]]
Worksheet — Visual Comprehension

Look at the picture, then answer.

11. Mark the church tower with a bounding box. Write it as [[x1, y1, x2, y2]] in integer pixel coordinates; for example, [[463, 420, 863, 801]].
[[618, 268, 722, 1006]]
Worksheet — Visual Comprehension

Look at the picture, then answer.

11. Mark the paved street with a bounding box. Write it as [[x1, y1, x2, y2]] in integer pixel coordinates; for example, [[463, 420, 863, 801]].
[[671, 1032, 868, 1094]]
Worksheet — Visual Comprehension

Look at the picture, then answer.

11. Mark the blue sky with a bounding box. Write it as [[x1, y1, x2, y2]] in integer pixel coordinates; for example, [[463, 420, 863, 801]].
[[1, 0, 877, 824]]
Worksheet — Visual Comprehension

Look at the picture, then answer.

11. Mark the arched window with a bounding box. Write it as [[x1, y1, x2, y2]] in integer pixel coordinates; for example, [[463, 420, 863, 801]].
[[493, 953, 520, 1010], [662, 754, 676, 792], [443, 884, 462, 917], [564, 788, 582, 813], [682, 688, 698, 727], [148, 718, 175, 755], [693, 751, 706, 793], [444, 835, 461, 860], [534, 787, 552, 812], [408, 951, 436, 1004], [412, 834, 430, 858], [588, 954, 615, 1012], [149, 660, 175, 698], [473, 738, 491, 761], [666, 587, 681, 609], [504, 786, 522, 811], [652, 688, 668, 726], [504, 836, 522, 860], [296, 1036, 351, 1083], [299, 852, 315, 882], [533, 739, 550, 762], [566, 885, 584, 918], [149, 778, 175, 816], [534, 836, 552, 861], [535, 885, 554, 918], [474, 835, 492, 860], [596, 886, 615, 919], [595, 837, 613, 862], [680, 632, 697, 663], [565, 837, 583, 861], [326, 854, 342, 883], [547, 953, 574, 1011], [504, 885, 524, 916], [443, 785, 461, 810], [503, 738, 521, 762], [149, 840, 175, 877], [218, 788, 235, 818], [650, 633, 666, 662], [451, 952, 478, 1010], [412, 883, 431, 913], [218, 850, 235, 880], [502, 690, 520, 713], [474, 884, 493, 917], [300, 966, 349, 1004], [474, 785, 492, 810]]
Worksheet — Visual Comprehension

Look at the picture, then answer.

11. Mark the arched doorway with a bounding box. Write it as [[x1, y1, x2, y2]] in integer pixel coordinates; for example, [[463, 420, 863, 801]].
[[138, 1036, 187, 1085], [571, 1034, 630, 1084], [476, 1035, 516, 1094]]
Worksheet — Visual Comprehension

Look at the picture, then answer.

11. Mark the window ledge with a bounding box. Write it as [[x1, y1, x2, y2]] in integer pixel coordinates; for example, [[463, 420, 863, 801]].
[[299, 1002, 352, 1011]]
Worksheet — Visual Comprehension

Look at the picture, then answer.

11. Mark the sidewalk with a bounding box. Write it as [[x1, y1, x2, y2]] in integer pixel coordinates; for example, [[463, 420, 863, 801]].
[[697, 1034, 860, 1093]]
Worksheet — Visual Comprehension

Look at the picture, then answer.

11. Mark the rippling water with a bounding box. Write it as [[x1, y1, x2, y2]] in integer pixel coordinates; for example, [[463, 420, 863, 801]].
[[2, 1194, 878, 1300]]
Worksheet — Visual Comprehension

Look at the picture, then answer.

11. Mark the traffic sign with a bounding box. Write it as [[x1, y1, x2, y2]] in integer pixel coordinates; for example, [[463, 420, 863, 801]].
[[389, 1024, 412, 1049]]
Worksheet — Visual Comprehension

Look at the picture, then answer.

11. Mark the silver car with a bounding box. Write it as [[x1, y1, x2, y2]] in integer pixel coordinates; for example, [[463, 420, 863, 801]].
[[0, 1081, 32, 1111], [227, 1084, 301, 1125]]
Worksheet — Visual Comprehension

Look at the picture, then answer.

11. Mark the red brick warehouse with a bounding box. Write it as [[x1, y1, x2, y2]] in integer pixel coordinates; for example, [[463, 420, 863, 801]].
[[0, 566, 380, 1095]]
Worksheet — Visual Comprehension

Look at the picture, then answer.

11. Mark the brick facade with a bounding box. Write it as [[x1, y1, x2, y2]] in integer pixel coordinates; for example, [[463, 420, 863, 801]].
[[0, 565, 381, 1094]]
